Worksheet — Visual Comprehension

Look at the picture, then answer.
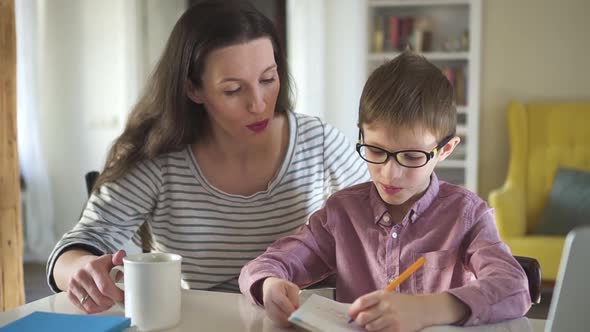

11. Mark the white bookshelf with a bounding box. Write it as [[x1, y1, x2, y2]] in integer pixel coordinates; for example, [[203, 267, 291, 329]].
[[366, 0, 481, 192]]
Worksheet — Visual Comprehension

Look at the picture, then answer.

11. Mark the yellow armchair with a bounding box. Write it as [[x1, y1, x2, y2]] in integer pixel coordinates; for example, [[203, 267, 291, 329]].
[[489, 101, 590, 281]]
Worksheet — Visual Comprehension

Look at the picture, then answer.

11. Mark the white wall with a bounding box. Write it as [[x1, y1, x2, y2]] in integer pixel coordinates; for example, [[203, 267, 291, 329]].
[[288, 0, 368, 144], [143, 1, 186, 74]]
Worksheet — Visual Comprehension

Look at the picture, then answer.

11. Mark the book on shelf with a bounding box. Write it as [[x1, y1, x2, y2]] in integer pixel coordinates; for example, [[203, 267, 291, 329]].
[[454, 67, 467, 106], [372, 17, 384, 53], [388, 16, 399, 51], [371, 13, 472, 54], [440, 65, 467, 106], [371, 14, 433, 53]]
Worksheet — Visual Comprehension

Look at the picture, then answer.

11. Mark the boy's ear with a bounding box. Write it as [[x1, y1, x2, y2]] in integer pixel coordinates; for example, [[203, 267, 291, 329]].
[[186, 80, 205, 104], [436, 136, 461, 162]]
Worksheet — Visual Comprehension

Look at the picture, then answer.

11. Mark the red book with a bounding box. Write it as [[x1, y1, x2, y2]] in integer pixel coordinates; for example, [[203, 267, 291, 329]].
[[388, 16, 399, 51], [400, 17, 413, 50], [441, 67, 455, 87], [455, 67, 466, 105]]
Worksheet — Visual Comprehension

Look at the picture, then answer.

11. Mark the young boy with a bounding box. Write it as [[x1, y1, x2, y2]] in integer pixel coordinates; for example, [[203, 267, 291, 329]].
[[239, 52, 531, 331]]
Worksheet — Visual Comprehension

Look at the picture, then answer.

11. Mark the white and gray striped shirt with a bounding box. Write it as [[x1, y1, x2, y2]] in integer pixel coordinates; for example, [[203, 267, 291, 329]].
[[47, 112, 370, 292]]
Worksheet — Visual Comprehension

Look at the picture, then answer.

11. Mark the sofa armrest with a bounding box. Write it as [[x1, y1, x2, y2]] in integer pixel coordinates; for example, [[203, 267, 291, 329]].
[[489, 181, 527, 238]]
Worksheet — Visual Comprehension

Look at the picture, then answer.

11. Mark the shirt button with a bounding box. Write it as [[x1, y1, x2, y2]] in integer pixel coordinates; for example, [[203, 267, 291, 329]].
[[383, 215, 390, 224], [391, 232, 398, 239]]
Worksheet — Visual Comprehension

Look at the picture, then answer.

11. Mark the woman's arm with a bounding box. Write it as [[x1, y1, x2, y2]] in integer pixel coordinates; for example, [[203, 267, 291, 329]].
[[46, 160, 162, 292], [53, 249, 97, 291]]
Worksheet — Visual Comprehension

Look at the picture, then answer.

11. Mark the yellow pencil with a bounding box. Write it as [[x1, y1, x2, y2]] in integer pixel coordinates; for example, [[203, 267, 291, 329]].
[[385, 256, 426, 291], [349, 256, 426, 323]]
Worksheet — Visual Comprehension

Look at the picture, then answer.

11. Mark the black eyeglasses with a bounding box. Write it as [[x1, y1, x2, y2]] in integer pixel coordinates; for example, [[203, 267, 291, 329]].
[[355, 130, 454, 168]]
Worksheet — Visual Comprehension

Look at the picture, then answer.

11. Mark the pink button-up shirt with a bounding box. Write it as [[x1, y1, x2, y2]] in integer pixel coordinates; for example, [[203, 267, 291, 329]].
[[239, 174, 531, 326]]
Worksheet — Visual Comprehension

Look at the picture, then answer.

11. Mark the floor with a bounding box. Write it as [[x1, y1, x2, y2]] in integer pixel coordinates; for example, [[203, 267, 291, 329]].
[[24, 263, 53, 303], [24, 263, 553, 319], [525, 286, 553, 320]]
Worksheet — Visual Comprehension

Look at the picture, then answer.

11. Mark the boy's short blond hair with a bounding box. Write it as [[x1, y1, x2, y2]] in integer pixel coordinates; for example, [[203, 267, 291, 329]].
[[358, 52, 456, 140]]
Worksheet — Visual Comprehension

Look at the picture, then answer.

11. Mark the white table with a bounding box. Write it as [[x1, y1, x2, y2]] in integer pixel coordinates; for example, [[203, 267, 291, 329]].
[[0, 290, 546, 332]]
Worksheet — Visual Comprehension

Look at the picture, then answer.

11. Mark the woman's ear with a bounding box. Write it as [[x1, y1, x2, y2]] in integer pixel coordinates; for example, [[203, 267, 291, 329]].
[[436, 136, 461, 162], [186, 80, 204, 104]]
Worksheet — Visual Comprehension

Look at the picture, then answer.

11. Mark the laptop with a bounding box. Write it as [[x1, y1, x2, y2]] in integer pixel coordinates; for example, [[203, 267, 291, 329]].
[[545, 226, 590, 332]]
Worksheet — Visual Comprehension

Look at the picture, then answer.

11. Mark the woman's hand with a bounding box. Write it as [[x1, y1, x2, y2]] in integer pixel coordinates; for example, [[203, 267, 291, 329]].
[[65, 250, 126, 314], [261, 277, 300, 327], [348, 291, 428, 332]]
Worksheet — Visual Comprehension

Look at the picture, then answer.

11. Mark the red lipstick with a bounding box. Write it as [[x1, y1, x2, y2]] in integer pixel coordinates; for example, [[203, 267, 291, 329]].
[[246, 119, 269, 133]]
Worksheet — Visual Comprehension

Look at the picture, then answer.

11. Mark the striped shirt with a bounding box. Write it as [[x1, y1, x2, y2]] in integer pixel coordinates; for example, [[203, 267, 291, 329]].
[[47, 111, 370, 293]]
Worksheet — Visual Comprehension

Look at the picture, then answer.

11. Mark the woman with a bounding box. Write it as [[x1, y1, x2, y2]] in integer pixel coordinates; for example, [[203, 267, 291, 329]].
[[47, 0, 369, 314]]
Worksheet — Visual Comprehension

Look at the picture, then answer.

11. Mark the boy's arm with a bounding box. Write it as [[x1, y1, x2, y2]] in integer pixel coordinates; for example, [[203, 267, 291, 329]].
[[446, 206, 531, 325], [239, 207, 337, 305]]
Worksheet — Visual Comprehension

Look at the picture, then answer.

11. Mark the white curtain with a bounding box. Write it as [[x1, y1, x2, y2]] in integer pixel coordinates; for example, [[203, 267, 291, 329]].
[[16, 0, 57, 262]]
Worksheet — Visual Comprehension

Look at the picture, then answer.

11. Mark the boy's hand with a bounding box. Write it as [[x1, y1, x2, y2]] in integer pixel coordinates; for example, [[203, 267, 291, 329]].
[[262, 277, 301, 327], [348, 290, 427, 332]]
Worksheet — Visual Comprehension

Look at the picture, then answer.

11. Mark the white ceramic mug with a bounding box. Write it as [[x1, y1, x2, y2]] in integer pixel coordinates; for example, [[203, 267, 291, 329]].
[[110, 252, 182, 331]]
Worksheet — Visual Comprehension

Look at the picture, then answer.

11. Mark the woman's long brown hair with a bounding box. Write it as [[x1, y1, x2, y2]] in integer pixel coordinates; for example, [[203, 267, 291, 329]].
[[91, 0, 293, 251]]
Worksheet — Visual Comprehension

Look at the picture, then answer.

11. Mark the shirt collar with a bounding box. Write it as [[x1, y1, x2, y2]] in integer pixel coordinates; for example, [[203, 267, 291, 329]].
[[369, 173, 441, 225]]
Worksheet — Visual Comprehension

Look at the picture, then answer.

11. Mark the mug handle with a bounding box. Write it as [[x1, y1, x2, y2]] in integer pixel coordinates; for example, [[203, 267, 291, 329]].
[[109, 266, 125, 291]]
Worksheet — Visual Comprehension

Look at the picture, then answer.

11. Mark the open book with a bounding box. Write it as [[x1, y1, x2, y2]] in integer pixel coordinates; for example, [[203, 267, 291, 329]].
[[288, 294, 364, 332], [288, 294, 534, 332]]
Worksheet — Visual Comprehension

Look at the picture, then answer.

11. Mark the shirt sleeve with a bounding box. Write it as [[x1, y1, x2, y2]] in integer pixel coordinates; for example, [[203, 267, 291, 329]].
[[239, 206, 337, 305], [447, 205, 531, 326], [322, 122, 370, 197], [45, 159, 162, 292]]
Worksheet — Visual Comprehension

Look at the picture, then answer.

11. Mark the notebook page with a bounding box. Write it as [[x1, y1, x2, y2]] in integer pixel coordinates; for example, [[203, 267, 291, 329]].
[[288, 294, 364, 332]]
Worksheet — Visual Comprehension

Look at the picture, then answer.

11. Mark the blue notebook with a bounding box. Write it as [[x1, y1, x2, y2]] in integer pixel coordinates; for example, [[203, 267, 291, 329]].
[[0, 311, 130, 332]]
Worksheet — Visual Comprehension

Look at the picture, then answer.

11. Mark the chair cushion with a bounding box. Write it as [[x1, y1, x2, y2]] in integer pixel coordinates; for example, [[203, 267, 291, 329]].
[[534, 168, 590, 235], [524, 103, 590, 228]]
